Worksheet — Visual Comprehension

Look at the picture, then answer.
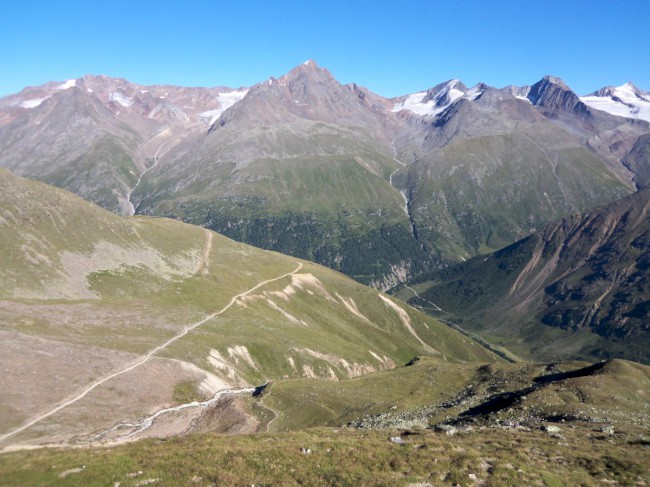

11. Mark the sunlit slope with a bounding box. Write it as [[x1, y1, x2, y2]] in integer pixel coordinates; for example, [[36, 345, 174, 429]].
[[0, 169, 496, 445]]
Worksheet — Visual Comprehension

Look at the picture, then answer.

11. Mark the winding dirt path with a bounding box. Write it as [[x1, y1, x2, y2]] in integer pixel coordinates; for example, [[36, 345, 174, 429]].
[[0, 262, 303, 445], [193, 229, 213, 276], [404, 285, 444, 312]]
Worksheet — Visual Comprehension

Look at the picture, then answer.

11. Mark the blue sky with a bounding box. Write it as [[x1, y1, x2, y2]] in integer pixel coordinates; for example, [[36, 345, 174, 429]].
[[1, 0, 649, 97]]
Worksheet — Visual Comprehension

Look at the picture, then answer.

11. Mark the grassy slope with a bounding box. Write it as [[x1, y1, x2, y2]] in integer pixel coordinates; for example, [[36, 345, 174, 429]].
[[0, 90, 143, 214], [0, 169, 497, 445], [403, 187, 650, 364], [1, 357, 648, 486], [403, 132, 630, 262], [134, 123, 432, 285]]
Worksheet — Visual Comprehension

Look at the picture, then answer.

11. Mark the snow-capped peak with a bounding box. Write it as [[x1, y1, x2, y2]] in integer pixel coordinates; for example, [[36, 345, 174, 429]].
[[580, 82, 650, 122], [56, 79, 77, 90], [392, 79, 469, 117]]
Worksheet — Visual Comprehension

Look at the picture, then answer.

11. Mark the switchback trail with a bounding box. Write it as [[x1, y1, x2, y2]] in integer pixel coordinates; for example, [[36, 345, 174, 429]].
[[0, 262, 303, 445]]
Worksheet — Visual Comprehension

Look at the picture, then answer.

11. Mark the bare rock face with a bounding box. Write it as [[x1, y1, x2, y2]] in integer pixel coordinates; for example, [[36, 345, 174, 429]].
[[624, 133, 650, 187], [527, 75, 591, 118]]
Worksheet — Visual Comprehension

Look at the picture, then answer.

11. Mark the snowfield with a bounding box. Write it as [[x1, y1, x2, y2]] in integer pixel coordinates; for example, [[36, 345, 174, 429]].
[[581, 83, 650, 122], [200, 89, 249, 125]]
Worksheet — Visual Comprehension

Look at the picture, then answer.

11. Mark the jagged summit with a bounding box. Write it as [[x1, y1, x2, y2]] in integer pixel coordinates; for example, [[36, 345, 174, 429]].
[[527, 74, 591, 117]]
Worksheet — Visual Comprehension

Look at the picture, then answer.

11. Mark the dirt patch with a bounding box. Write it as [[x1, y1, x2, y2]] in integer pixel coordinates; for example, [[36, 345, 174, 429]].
[[379, 295, 438, 354]]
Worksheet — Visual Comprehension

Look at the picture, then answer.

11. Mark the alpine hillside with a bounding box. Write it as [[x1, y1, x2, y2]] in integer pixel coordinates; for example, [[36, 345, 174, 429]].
[[402, 186, 650, 364], [0, 169, 496, 449], [1, 64, 649, 288]]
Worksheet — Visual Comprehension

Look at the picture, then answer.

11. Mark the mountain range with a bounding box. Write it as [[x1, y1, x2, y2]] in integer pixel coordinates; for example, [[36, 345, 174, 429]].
[[2, 62, 648, 289], [1, 64, 650, 483]]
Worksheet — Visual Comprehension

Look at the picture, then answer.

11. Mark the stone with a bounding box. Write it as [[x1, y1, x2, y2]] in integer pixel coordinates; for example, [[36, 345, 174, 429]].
[[435, 424, 457, 436], [389, 436, 406, 445], [600, 425, 615, 436]]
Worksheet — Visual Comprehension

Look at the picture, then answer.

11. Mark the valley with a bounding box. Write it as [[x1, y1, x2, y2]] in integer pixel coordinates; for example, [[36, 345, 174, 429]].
[[0, 61, 649, 486]]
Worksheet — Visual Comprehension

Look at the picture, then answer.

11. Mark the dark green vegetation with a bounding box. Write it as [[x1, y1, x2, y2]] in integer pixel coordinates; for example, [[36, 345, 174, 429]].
[[137, 147, 429, 286], [403, 187, 650, 364], [2, 357, 649, 486]]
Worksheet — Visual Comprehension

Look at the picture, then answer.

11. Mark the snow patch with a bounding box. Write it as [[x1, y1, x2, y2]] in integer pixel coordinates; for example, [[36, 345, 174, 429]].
[[56, 79, 77, 90], [19, 96, 50, 108], [109, 92, 134, 107], [392, 80, 465, 116], [200, 89, 249, 125]]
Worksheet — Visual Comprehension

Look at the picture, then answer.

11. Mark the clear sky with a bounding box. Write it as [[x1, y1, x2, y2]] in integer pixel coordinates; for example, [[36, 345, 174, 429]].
[[1, 0, 649, 98]]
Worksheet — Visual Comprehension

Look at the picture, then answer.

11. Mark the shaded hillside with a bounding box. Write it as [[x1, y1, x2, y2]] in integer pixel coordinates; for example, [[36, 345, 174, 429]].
[[406, 187, 650, 363]]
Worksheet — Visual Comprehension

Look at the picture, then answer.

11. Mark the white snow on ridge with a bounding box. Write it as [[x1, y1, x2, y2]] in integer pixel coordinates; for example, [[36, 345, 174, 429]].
[[200, 89, 249, 125], [109, 92, 134, 107], [19, 96, 51, 108], [392, 80, 465, 116], [56, 79, 77, 90], [392, 91, 430, 115], [581, 83, 650, 122]]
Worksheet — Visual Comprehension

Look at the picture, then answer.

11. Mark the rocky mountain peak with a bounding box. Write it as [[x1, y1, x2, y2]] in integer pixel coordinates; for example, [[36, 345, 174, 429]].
[[280, 59, 334, 85], [422, 79, 468, 106], [527, 75, 591, 117]]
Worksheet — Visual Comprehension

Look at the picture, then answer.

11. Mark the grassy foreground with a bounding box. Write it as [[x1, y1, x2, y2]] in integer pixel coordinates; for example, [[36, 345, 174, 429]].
[[1, 424, 648, 486]]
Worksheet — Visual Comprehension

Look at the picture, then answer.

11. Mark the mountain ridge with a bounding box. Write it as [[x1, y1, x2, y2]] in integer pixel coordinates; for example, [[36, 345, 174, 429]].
[[1, 64, 649, 288]]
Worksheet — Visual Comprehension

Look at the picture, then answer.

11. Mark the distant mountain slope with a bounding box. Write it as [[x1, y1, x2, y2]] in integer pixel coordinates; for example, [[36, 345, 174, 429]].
[[390, 79, 634, 260], [133, 61, 428, 287], [407, 187, 650, 364], [581, 82, 650, 123], [0, 76, 244, 214], [1, 66, 648, 289], [0, 169, 496, 448]]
